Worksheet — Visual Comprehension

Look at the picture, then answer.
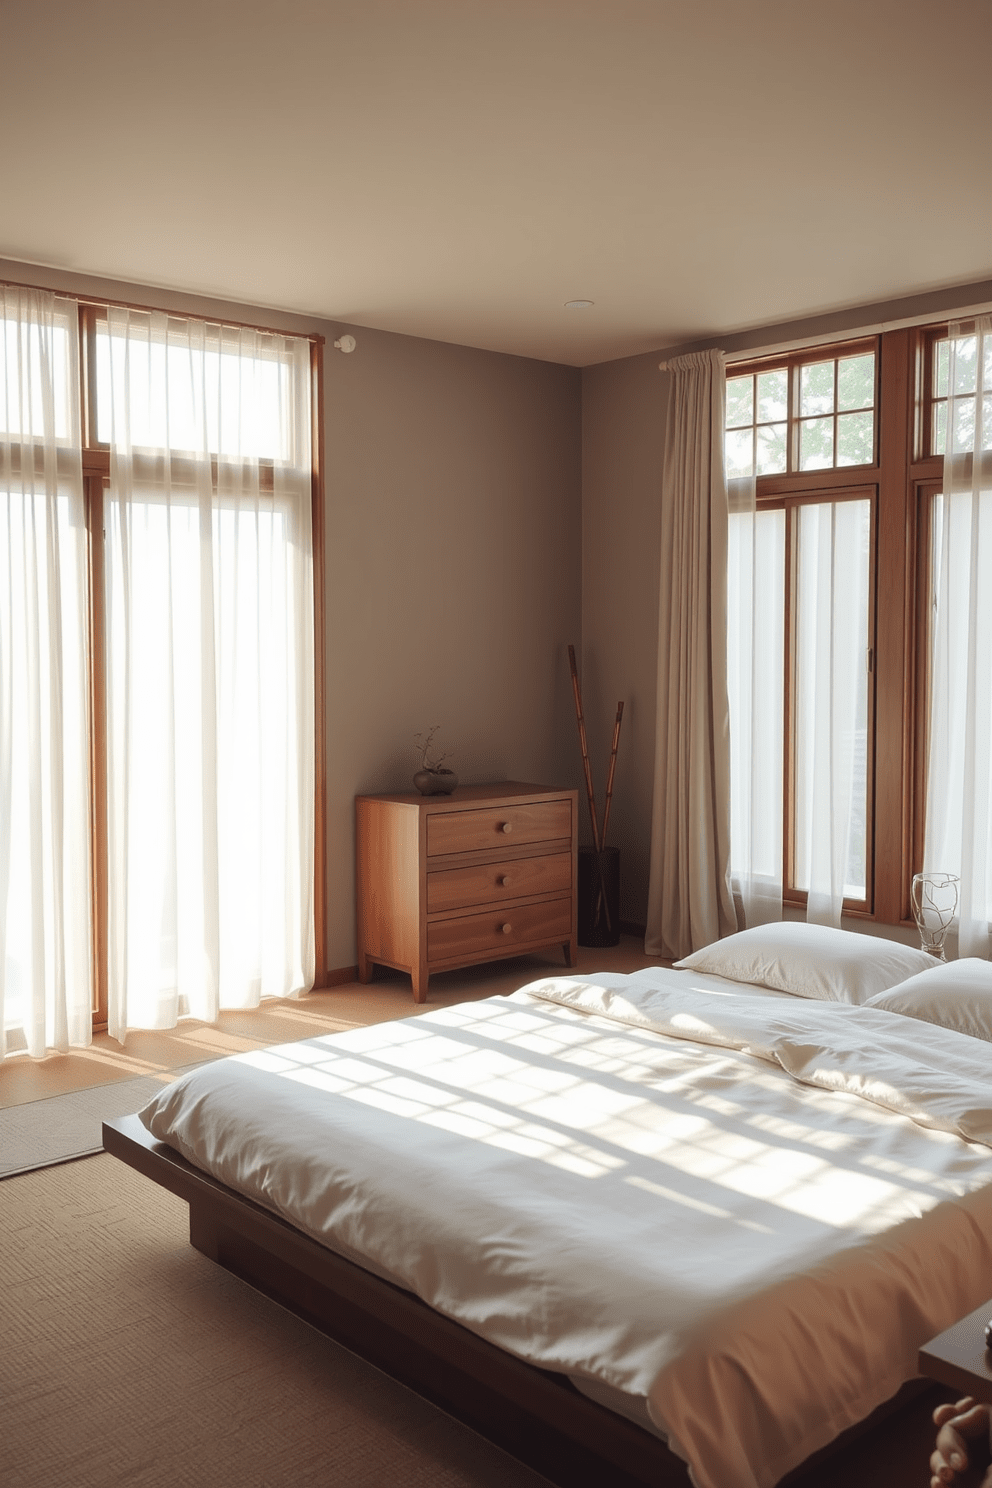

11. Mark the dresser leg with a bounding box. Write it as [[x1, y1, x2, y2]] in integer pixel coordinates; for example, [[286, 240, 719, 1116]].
[[357, 951, 372, 984], [563, 940, 577, 969], [412, 970, 428, 1004]]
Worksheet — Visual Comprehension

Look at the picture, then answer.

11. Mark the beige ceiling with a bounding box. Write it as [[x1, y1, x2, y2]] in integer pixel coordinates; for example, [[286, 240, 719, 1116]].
[[3, 0, 990, 366]]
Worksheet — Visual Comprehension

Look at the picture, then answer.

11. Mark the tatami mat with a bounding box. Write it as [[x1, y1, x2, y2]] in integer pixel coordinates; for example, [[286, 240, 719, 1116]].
[[0, 1064, 207, 1179]]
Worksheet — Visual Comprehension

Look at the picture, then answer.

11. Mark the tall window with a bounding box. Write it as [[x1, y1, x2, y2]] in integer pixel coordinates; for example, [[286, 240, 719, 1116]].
[[0, 289, 92, 1056], [1, 287, 320, 1059], [727, 342, 877, 923], [95, 308, 316, 1039], [729, 319, 992, 945], [919, 319, 992, 956]]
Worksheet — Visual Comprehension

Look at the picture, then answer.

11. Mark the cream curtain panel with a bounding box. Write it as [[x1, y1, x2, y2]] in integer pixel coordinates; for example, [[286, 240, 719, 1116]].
[[924, 316, 992, 959], [0, 288, 92, 1059], [645, 350, 737, 959], [103, 309, 315, 1040]]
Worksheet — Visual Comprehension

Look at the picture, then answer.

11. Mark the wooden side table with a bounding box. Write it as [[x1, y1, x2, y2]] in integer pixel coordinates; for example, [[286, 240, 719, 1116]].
[[919, 1300, 992, 1405], [356, 781, 578, 1002]]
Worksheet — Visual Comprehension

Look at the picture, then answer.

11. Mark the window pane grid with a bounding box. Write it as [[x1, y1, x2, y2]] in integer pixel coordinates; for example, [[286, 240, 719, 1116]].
[[726, 372, 789, 479], [726, 348, 876, 480], [931, 333, 992, 457]]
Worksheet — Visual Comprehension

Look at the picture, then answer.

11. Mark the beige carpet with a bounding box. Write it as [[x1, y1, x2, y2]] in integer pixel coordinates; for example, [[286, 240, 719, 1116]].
[[1, 1154, 554, 1488]]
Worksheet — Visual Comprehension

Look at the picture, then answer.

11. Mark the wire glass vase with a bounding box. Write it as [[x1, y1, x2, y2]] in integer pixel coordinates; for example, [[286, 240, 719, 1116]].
[[910, 872, 959, 960]]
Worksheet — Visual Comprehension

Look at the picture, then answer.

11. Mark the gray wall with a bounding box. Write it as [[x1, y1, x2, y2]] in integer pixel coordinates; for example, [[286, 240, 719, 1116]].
[[324, 326, 582, 971], [579, 352, 667, 926]]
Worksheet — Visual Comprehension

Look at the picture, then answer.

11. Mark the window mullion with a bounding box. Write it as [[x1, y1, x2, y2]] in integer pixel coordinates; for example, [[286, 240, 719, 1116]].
[[783, 503, 797, 895], [85, 472, 109, 1027], [873, 327, 913, 924]]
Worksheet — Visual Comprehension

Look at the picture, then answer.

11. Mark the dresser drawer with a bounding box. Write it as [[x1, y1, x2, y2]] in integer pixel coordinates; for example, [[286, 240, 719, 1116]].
[[426, 799, 571, 857], [428, 897, 572, 963], [427, 852, 571, 914]]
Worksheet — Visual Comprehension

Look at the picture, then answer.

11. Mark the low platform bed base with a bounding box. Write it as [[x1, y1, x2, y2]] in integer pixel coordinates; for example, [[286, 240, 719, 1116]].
[[102, 1114, 928, 1488]]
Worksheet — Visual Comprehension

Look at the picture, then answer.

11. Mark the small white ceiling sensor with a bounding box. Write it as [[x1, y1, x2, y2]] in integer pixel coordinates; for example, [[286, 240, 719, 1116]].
[[334, 334, 357, 353], [564, 300, 594, 309]]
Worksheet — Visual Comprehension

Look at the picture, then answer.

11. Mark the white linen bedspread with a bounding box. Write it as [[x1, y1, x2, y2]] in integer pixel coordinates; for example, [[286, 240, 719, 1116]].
[[139, 968, 992, 1488]]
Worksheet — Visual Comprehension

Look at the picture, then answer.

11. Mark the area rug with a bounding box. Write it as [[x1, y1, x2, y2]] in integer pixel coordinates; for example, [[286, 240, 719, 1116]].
[[0, 1063, 208, 1179]]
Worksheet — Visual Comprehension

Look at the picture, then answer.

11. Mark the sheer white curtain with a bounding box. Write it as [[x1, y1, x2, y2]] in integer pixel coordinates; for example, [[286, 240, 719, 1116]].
[[645, 350, 737, 959], [794, 500, 870, 923], [0, 287, 92, 1059], [728, 474, 870, 931], [727, 481, 784, 927], [924, 316, 992, 958], [102, 308, 315, 1040]]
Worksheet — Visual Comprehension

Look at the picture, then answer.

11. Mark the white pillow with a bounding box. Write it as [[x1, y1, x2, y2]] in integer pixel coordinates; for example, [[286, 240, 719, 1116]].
[[674, 922, 939, 1005], [865, 959, 992, 1041]]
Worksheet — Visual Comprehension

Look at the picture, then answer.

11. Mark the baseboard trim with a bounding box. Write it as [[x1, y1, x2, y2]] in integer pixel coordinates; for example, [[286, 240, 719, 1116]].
[[313, 937, 650, 992], [312, 965, 360, 990]]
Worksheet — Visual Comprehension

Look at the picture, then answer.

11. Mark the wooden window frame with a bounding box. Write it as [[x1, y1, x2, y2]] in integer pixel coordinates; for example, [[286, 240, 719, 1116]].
[[728, 337, 880, 482], [919, 327, 945, 462], [733, 337, 882, 916], [906, 320, 992, 936], [903, 326, 944, 928], [733, 323, 989, 932], [732, 329, 955, 928]]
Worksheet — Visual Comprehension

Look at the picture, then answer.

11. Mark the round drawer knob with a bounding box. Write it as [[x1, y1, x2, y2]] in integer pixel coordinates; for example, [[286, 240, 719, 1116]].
[[499, 875, 511, 887], [500, 821, 513, 833], [501, 923, 512, 934]]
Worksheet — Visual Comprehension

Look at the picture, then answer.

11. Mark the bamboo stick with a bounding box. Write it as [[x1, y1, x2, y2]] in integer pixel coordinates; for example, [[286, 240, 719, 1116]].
[[567, 645, 601, 852], [591, 702, 624, 935], [600, 702, 624, 848], [568, 646, 612, 936]]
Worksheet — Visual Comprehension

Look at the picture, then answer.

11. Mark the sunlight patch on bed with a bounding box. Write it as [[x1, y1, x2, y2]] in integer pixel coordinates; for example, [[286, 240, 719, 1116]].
[[237, 1048, 307, 1073], [282, 1066, 352, 1095], [627, 1126, 938, 1229], [230, 996, 986, 1223], [669, 1011, 724, 1039], [625, 1174, 774, 1233], [419, 1109, 617, 1176], [257, 1046, 914, 1223], [743, 1109, 854, 1152]]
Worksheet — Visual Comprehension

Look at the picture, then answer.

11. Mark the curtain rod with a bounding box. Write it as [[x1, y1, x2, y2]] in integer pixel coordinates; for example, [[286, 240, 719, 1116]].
[[1, 275, 324, 345], [658, 300, 992, 372]]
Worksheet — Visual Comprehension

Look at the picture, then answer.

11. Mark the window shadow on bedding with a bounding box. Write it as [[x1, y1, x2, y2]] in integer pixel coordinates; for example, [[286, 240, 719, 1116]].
[[229, 997, 978, 1270]]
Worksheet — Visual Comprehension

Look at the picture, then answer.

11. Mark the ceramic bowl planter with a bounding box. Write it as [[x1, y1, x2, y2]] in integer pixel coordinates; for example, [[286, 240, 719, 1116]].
[[413, 768, 458, 796]]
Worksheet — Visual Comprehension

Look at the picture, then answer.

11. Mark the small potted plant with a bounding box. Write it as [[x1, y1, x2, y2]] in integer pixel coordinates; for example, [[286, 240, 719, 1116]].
[[413, 726, 458, 795]]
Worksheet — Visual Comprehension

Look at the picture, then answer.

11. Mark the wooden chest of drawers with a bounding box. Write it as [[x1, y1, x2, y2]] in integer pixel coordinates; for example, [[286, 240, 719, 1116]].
[[356, 782, 578, 1002]]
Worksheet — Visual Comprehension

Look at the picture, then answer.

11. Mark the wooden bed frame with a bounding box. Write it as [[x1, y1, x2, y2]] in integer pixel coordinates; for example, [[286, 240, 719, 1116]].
[[103, 1114, 929, 1488]]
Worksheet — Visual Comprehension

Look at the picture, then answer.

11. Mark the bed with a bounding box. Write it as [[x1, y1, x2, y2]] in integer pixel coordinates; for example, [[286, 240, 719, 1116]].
[[103, 925, 992, 1488]]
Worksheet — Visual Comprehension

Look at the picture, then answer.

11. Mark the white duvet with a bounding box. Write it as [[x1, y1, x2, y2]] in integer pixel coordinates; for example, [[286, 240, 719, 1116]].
[[139, 968, 992, 1488]]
